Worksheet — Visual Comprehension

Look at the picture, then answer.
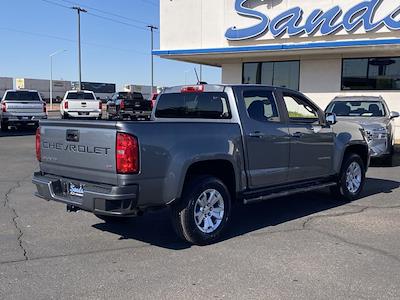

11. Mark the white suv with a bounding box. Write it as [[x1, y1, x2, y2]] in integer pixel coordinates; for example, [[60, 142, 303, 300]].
[[60, 90, 102, 119]]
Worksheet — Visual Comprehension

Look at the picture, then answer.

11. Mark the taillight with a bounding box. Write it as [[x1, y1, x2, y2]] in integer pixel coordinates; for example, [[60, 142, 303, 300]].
[[36, 128, 41, 162], [99, 101, 102, 110], [150, 100, 154, 110], [116, 132, 139, 174], [120, 100, 125, 110], [1, 102, 6, 113], [64, 101, 69, 110], [181, 85, 204, 93], [43, 103, 47, 113]]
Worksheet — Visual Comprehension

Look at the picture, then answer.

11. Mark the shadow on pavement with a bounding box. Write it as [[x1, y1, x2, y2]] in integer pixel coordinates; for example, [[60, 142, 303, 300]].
[[0, 127, 36, 137], [93, 177, 400, 250], [370, 154, 400, 168]]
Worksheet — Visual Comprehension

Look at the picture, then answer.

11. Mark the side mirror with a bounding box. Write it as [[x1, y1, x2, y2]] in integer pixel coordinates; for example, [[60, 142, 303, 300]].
[[326, 113, 337, 125], [390, 111, 399, 119]]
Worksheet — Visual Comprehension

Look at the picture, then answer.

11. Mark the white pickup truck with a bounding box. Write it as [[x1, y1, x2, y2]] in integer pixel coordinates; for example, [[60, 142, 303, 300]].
[[0, 90, 47, 131], [60, 90, 102, 119]]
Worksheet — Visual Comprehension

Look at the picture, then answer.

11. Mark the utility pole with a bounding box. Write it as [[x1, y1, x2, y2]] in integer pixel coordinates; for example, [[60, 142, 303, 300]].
[[72, 6, 87, 91], [147, 25, 158, 93], [49, 50, 66, 110]]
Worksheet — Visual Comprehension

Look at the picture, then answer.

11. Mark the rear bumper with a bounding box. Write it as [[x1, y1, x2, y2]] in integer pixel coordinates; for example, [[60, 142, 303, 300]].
[[32, 172, 139, 216], [64, 111, 101, 118], [108, 110, 151, 119], [2, 113, 47, 124]]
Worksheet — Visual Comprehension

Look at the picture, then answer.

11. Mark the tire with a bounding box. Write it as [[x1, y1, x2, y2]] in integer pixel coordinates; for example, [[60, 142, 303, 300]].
[[330, 154, 366, 202], [0, 121, 9, 132], [171, 176, 232, 245], [61, 113, 69, 120], [94, 214, 132, 223]]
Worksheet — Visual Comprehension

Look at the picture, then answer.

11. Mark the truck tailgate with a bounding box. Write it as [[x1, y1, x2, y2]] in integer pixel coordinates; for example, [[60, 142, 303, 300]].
[[6, 101, 44, 114], [67, 100, 99, 111], [39, 120, 119, 185]]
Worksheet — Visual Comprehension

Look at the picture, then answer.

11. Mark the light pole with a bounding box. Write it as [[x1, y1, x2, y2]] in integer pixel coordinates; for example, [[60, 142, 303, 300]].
[[49, 50, 67, 110], [147, 25, 158, 93], [72, 6, 87, 91]]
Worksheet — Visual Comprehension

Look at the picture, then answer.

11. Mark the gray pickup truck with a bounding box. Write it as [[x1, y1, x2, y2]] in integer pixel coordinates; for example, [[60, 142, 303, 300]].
[[33, 85, 370, 245], [1, 90, 47, 131]]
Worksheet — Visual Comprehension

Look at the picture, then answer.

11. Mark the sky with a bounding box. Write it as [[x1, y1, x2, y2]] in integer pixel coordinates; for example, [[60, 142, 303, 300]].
[[0, 0, 221, 89]]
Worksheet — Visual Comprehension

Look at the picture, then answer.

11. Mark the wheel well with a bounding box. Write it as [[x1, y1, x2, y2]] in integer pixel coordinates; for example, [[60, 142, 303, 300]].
[[183, 160, 236, 200], [344, 144, 369, 168]]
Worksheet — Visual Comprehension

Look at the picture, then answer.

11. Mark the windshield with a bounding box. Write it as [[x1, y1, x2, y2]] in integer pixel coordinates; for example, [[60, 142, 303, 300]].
[[66, 92, 96, 100], [326, 101, 386, 117], [4, 91, 41, 101]]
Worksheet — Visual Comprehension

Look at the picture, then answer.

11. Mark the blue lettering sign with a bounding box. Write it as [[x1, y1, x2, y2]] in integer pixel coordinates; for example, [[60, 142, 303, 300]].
[[225, 0, 400, 40]]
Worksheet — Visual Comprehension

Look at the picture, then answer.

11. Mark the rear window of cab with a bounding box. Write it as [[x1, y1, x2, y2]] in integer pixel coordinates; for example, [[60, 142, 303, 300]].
[[5, 91, 41, 101], [66, 92, 96, 100], [155, 92, 231, 119]]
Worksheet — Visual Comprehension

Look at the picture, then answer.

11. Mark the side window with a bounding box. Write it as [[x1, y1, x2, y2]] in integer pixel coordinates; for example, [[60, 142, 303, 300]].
[[283, 94, 319, 123], [243, 90, 280, 122]]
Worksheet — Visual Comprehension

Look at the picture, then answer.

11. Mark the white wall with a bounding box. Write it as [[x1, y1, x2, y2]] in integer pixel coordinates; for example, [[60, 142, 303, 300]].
[[160, 0, 400, 51], [221, 63, 242, 84]]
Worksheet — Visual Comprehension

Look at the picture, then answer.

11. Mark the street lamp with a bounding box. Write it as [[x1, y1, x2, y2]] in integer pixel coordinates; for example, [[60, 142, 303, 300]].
[[49, 49, 67, 110]]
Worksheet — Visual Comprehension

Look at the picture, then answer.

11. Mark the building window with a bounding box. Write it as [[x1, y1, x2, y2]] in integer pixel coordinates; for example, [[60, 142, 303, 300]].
[[342, 57, 400, 90], [243, 61, 300, 91]]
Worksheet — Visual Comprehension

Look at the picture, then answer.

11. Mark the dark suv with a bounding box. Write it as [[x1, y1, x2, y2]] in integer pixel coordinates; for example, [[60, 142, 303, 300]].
[[106, 92, 152, 120]]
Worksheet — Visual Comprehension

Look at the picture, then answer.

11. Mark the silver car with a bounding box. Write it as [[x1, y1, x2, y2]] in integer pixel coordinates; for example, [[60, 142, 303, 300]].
[[326, 96, 399, 159]]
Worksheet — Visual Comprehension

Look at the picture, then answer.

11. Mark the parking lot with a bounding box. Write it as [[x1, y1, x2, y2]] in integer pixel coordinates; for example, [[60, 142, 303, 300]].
[[0, 128, 400, 299]]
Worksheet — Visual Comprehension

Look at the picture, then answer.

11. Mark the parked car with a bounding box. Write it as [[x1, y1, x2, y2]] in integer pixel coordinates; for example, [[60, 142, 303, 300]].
[[326, 96, 399, 160], [0, 90, 47, 131], [106, 92, 152, 120], [33, 84, 369, 245], [60, 90, 102, 119]]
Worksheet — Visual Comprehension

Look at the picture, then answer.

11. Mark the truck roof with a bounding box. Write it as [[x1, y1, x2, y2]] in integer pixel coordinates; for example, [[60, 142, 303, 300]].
[[332, 96, 384, 102], [162, 84, 298, 94], [5, 89, 39, 93]]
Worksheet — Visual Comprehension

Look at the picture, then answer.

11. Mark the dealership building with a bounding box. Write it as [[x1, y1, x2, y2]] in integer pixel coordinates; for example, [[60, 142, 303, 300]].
[[156, 0, 400, 139]]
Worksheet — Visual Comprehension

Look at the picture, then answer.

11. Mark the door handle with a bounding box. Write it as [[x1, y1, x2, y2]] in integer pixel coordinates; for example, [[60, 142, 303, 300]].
[[292, 132, 304, 138], [249, 131, 264, 138]]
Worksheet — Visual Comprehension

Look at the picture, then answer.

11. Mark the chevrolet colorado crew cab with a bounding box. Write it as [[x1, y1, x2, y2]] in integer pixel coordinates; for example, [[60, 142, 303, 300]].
[[33, 85, 370, 245]]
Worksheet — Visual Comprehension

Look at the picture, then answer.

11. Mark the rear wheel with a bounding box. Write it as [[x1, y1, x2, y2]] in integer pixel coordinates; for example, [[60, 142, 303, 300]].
[[171, 176, 231, 245], [61, 113, 69, 119], [330, 154, 365, 201], [0, 120, 9, 132]]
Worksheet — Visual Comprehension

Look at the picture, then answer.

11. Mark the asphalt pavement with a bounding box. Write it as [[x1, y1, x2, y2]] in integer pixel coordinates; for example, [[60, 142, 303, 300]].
[[1, 127, 400, 299]]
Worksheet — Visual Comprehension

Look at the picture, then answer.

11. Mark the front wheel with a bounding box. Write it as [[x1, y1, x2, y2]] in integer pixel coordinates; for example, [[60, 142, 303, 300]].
[[330, 154, 366, 201], [171, 176, 232, 245]]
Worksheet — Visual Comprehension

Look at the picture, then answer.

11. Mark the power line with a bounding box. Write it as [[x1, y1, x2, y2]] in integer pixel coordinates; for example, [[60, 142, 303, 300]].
[[59, 0, 155, 26], [39, 0, 159, 33], [0, 27, 148, 55], [40, 0, 70, 9]]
